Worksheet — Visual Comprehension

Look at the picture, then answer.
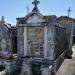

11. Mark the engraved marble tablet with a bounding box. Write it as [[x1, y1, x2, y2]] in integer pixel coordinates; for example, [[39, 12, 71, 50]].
[[1, 39, 6, 50]]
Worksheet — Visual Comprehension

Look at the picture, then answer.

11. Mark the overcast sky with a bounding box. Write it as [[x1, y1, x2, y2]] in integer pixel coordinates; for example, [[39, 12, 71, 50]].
[[0, 0, 75, 25]]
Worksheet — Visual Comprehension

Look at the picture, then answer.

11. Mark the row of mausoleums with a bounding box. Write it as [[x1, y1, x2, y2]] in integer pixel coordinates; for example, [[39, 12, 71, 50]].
[[0, 15, 73, 75], [0, 14, 74, 75], [16, 10, 74, 74], [0, 0, 75, 74]]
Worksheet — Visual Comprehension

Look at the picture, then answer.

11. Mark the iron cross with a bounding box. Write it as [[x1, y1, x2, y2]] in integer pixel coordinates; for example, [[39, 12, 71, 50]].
[[68, 8, 72, 17]]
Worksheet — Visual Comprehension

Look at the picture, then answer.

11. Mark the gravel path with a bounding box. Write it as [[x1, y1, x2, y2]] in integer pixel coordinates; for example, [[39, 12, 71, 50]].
[[56, 47, 75, 75]]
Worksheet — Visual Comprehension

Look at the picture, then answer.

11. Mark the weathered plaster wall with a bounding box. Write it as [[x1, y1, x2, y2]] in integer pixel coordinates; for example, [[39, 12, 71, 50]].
[[27, 26, 44, 56], [17, 26, 24, 56], [27, 14, 44, 24], [58, 18, 73, 49], [47, 24, 54, 60], [54, 25, 66, 59], [0, 23, 11, 52]]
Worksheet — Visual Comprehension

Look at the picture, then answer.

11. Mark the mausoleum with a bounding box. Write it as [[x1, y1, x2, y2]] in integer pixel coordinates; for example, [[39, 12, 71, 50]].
[[0, 16, 11, 56], [16, 0, 67, 74]]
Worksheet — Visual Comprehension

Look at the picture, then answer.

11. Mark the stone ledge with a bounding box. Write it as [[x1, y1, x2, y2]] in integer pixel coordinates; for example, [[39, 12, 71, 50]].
[[53, 50, 66, 74]]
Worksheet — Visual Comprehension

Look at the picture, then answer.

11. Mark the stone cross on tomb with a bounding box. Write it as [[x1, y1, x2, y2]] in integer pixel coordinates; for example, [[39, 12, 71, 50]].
[[32, 0, 40, 12], [67, 8, 72, 17]]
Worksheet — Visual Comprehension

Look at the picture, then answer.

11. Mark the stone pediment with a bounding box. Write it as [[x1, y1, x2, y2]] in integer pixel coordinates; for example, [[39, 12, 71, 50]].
[[17, 12, 45, 26], [26, 12, 44, 24]]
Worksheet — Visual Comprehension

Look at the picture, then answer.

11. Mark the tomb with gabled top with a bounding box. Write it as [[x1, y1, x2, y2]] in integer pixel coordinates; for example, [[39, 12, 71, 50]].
[[0, 0, 74, 75], [16, 0, 68, 75]]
